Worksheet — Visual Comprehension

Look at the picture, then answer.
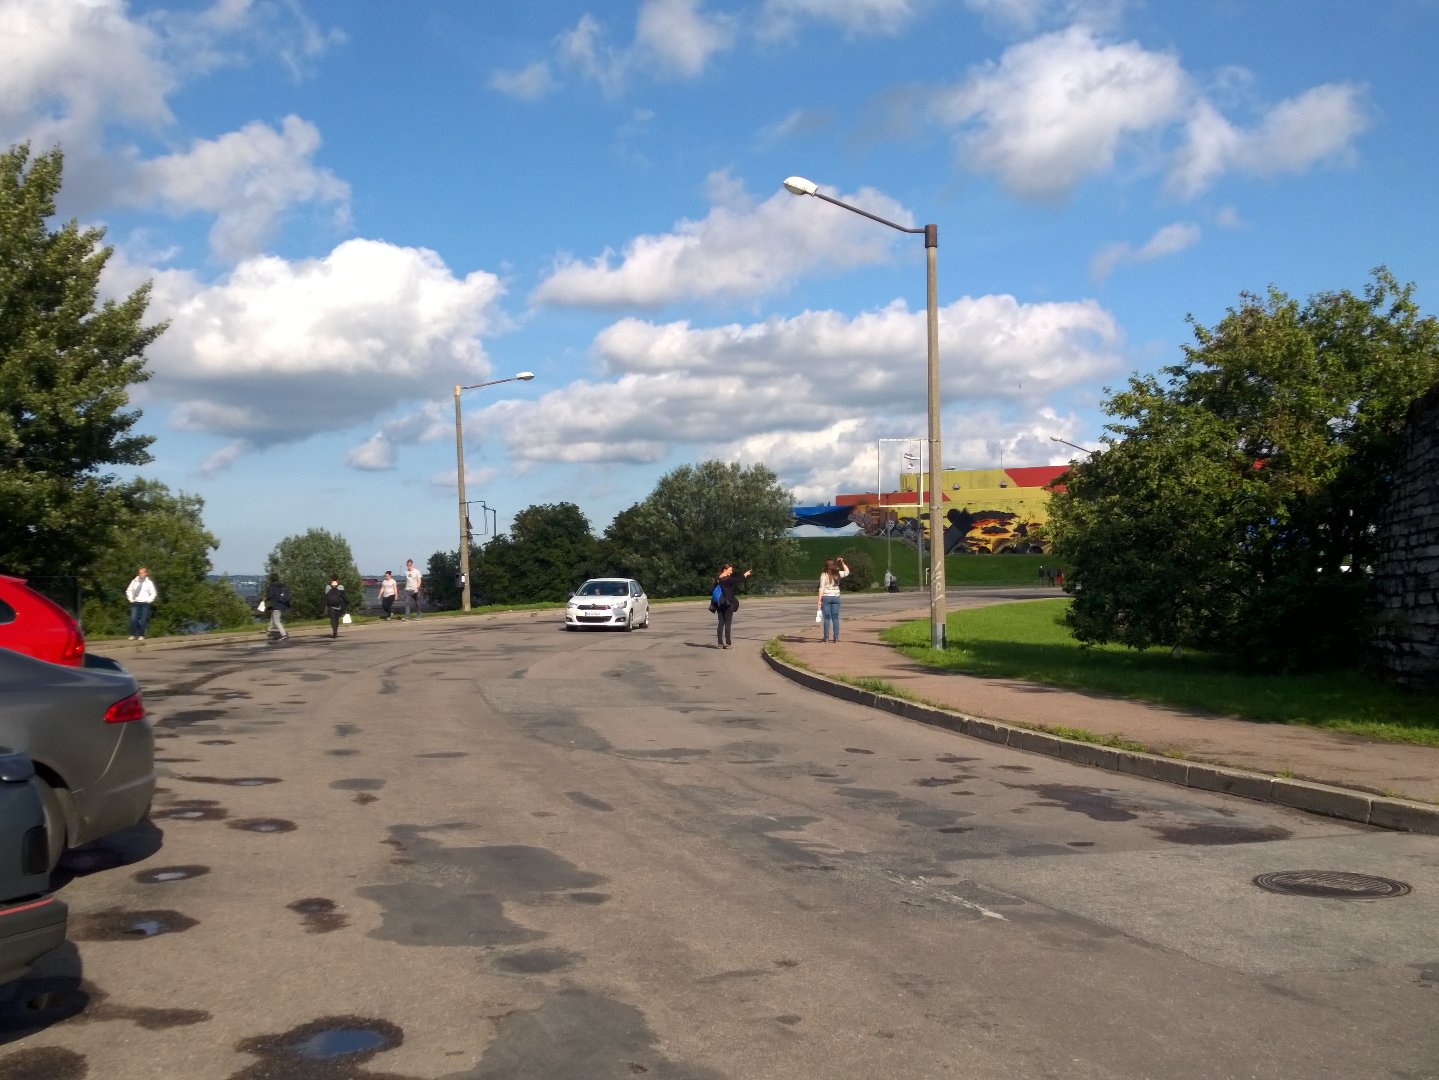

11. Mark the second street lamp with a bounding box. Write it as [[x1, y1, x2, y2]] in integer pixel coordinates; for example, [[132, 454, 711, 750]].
[[784, 175, 946, 648], [454, 372, 534, 612]]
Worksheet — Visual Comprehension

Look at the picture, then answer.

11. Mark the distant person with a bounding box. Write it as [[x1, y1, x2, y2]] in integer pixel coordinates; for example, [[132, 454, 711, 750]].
[[124, 567, 157, 641], [377, 571, 399, 620], [884, 568, 897, 593], [712, 563, 751, 649], [323, 575, 350, 639], [403, 559, 423, 620], [817, 557, 849, 643], [265, 573, 291, 642]]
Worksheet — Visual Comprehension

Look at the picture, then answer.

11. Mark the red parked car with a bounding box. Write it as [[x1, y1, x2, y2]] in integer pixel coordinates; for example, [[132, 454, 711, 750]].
[[0, 576, 85, 667]]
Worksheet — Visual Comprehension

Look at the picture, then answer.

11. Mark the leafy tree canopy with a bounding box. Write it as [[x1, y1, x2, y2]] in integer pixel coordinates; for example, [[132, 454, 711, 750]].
[[264, 529, 364, 619], [477, 503, 600, 604], [80, 480, 252, 637], [1050, 268, 1439, 670], [0, 143, 165, 578], [601, 460, 797, 597]]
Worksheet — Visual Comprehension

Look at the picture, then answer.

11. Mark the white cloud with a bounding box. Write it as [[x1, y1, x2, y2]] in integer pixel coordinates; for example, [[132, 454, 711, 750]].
[[346, 404, 451, 472], [532, 172, 910, 308], [1169, 83, 1370, 197], [487, 293, 1123, 469], [127, 116, 350, 261], [1090, 221, 1200, 282], [931, 26, 1189, 201], [199, 438, 252, 477], [635, 0, 737, 78], [107, 239, 508, 457], [759, 0, 922, 39], [489, 61, 558, 101]]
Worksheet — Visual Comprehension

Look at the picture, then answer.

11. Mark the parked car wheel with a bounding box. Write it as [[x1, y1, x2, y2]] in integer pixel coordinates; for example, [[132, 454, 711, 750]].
[[641, 610, 650, 629], [35, 780, 67, 872]]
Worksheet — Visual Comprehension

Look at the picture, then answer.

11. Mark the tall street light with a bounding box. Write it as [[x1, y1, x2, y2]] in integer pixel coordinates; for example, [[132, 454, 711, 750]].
[[1049, 435, 1097, 457], [454, 372, 534, 612], [785, 175, 946, 648]]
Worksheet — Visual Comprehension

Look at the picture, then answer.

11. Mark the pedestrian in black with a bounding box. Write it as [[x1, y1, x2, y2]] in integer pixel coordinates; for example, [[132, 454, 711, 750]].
[[324, 575, 350, 639], [712, 563, 751, 649], [264, 573, 291, 641]]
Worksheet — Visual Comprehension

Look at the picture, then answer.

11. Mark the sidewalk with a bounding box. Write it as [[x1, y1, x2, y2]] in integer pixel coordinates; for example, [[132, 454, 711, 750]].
[[769, 606, 1439, 836]]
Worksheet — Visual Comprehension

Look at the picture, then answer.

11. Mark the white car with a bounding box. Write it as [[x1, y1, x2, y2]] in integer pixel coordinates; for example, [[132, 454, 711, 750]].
[[565, 578, 650, 632]]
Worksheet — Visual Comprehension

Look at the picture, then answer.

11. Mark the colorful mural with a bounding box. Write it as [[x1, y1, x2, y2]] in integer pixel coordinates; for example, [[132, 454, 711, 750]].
[[834, 465, 1069, 554]]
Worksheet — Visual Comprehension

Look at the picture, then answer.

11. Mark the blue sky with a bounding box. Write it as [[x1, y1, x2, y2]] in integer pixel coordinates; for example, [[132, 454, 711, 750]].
[[4, 0, 1435, 573]]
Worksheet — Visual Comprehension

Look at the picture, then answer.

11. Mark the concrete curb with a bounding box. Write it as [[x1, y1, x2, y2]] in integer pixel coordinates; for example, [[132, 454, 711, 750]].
[[763, 650, 1439, 837]]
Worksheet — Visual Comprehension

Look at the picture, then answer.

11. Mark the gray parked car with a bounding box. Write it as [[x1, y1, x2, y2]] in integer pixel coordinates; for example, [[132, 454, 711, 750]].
[[0, 749, 67, 986], [0, 649, 155, 869]]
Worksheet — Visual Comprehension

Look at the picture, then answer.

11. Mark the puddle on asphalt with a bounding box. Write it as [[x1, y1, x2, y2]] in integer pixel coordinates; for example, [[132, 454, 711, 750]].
[[842, 747, 874, 755], [151, 800, 227, 823], [235, 1016, 402, 1073], [156, 709, 227, 728], [490, 947, 581, 975], [416, 751, 467, 759], [199, 739, 235, 746], [227, 818, 297, 834], [288, 897, 349, 933], [176, 775, 282, 787], [135, 865, 210, 884], [70, 909, 198, 941], [567, 893, 610, 905], [354, 793, 378, 805], [1148, 822, 1292, 845], [1015, 784, 1139, 822], [0, 1046, 88, 1079], [564, 791, 614, 812], [913, 777, 961, 787], [334, 724, 360, 737], [330, 778, 384, 791]]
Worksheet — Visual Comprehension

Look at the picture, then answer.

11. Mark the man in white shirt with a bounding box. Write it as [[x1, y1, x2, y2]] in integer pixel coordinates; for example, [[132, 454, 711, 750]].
[[403, 559, 423, 620], [125, 567, 158, 640]]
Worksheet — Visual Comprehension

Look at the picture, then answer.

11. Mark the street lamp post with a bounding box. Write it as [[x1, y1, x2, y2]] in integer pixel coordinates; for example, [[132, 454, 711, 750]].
[[1049, 435, 1096, 457], [454, 372, 534, 612], [785, 175, 945, 648]]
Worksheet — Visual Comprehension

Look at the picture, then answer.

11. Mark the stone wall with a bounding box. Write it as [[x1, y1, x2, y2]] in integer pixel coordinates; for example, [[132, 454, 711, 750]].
[[1372, 384, 1439, 688]]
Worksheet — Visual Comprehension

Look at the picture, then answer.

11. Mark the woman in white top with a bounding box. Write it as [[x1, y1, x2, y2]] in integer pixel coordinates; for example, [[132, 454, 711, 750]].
[[817, 557, 849, 643]]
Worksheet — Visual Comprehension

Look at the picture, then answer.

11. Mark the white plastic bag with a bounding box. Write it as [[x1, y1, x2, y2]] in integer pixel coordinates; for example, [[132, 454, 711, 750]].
[[815, 609, 823, 624], [257, 599, 265, 612], [341, 612, 352, 624]]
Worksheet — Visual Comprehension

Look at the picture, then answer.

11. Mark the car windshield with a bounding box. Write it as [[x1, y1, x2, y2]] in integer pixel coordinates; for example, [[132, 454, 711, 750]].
[[577, 581, 628, 597]]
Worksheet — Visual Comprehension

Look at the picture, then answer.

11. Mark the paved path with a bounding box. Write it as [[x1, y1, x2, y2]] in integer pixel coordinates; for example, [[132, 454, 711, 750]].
[[777, 603, 1439, 825]]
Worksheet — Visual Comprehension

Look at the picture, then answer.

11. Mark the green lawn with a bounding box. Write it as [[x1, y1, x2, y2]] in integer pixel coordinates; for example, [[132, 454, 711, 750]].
[[791, 536, 1054, 587], [882, 599, 1439, 746]]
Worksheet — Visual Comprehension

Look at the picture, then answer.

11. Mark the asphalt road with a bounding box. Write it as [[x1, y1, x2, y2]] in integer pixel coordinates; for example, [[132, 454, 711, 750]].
[[2, 591, 1436, 1079]]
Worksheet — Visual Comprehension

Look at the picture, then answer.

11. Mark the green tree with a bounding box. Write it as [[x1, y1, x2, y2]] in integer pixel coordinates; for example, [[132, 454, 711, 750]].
[[264, 529, 364, 619], [423, 541, 485, 610], [80, 480, 252, 636], [839, 547, 875, 592], [601, 460, 797, 597], [0, 144, 166, 578], [481, 503, 600, 603], [1050, 269, 1439, 670]]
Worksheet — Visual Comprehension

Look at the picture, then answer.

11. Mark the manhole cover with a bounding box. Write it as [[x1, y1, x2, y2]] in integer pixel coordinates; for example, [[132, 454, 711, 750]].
[[1253, 870, 1412, 899]]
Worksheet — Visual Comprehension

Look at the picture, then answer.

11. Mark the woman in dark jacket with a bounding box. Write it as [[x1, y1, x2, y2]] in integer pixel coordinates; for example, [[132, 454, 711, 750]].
[[323, 575, 350, 639], [712, 563, 751, 649]]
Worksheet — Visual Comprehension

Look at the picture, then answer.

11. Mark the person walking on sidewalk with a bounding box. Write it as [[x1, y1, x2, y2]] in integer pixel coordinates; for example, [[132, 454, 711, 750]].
[[323, 575, 350, 639], [377, 571, 398, 619], [403, 559, 423, 619], [124, 567, 158, 640], [265, 573, 291, 641], [712, 563, 751, 649], [817, 557, 849, 643]]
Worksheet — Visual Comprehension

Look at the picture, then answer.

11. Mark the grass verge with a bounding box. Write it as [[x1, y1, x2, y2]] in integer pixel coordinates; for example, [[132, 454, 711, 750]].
[[881, 599, 1439, 747]]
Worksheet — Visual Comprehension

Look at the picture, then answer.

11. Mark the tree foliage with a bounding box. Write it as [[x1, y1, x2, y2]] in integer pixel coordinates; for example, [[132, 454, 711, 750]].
[[1050, 269, 1439, 670], [476, 503, 600, 604], [600, 460, 797, 597], [0, 144, 165, 578], [264, 529, 364, 619], [80, 480, 253, 636]]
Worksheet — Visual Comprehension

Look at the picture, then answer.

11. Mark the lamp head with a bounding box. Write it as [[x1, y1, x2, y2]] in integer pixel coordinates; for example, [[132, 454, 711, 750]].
[[515, 371, 535, 381], [783, 176, 818, 196]]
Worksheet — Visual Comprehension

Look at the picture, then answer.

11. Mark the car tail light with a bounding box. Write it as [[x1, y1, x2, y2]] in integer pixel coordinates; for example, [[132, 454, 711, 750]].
[[105, 690, 146, 724], [60, 627, 86, 666]]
